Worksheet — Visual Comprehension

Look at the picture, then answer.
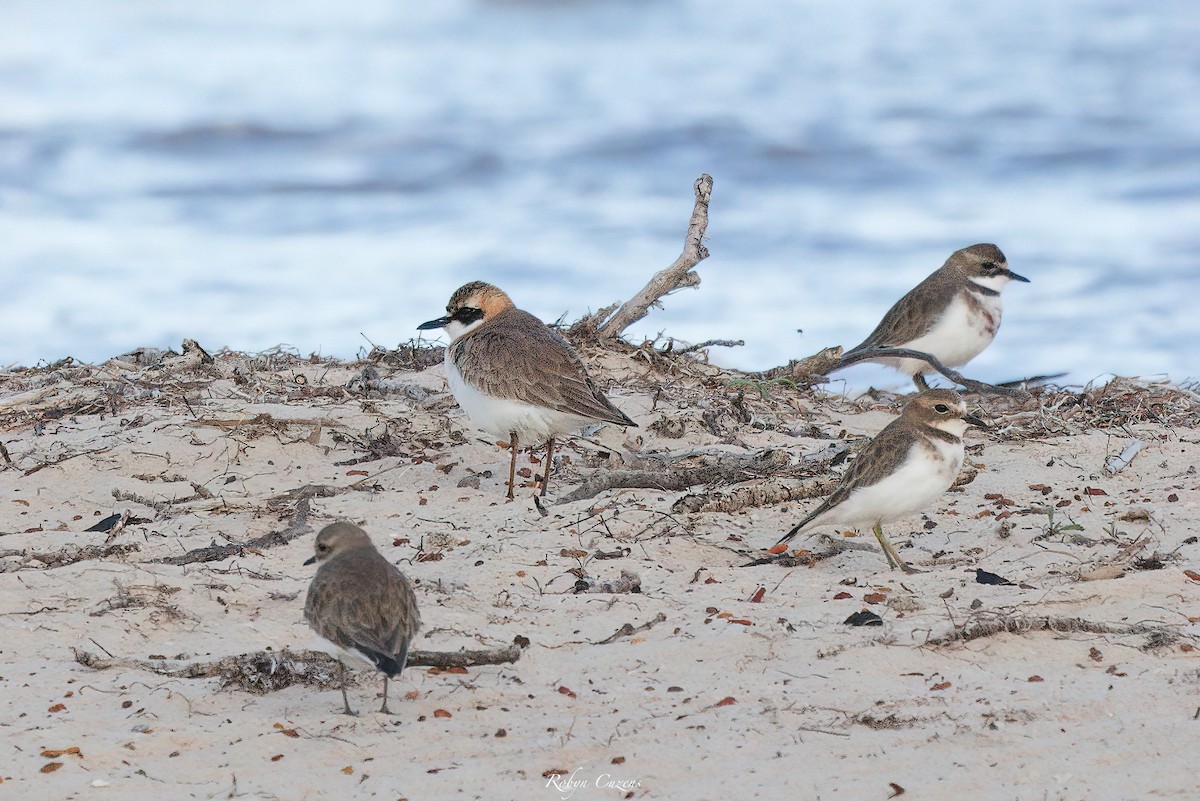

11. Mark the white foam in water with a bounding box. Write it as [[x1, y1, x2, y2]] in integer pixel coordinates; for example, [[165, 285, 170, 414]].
[[2, 0, 1198, 389]]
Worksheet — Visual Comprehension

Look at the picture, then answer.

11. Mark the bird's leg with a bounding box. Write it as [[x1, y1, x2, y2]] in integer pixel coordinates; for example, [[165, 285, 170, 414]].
[[872, 522, 923, 574], [378, 676, 393, 715], [506, 431, 518, 501], [539, 437, 556, 497], [338, 661, 358, 716], [913, 374, 931, 392]]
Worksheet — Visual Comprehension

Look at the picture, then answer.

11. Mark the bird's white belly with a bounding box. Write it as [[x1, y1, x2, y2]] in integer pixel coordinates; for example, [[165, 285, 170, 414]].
[[444, 352, 592, 443], [824, 439, 964, 527], [890, 293, 1002, 376]]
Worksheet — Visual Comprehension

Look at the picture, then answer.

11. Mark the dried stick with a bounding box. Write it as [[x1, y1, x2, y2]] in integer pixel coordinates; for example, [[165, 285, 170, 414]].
[[559, 448, 790, 504], [827, 346, 1031, 397], [585, 174, 713, 338], [672, 476, 840, 515], [759, 346, 845, 383], [925, 613, 1190, 647], [150, 496, 313, 566], [594, 612, 667, 645], [72, 644, 523, 690]]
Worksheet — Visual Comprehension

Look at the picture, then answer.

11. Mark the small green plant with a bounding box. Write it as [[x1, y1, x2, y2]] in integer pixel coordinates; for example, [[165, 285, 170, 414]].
[[1039, 506, 1084, 538]]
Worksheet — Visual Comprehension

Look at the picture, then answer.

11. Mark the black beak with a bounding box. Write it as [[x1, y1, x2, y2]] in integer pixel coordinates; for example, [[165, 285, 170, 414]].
[[964, 413, 988, 428], [1003, 268, 1030, 283], [417, 316, 451, 331], [303, 555, 316, 566]]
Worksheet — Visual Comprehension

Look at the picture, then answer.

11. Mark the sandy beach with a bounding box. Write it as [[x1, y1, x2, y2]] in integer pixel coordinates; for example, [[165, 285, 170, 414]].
[[2, 341, 1198, 800]]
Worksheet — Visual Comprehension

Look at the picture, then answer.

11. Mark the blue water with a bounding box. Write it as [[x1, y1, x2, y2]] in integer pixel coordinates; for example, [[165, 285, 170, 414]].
[[3, 0, 1199, 388]]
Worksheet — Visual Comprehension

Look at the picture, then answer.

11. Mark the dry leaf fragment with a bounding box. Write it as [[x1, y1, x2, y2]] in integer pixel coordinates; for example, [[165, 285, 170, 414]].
[[40, 763, 63, 774], [273, 723, 299, 738], [863, 593, 887, 604], [47, 703, 66, 713], [612, 756, 626, 764], [930, 681, 951, 691], [766, 543, 788, 555], [1184, 570, 1200, 583], [543, 769, 569, 778], [341, 766, 353, 775], [346, 470, 369, 477], [557, 687, 577, 699], [749, 586, 766, 603], [728, 619, 753, 626], [714, 696, 737, 707], [1028, 675, 1044, 682], [39, 747, 81, 758], [433, 709, 453, 718]]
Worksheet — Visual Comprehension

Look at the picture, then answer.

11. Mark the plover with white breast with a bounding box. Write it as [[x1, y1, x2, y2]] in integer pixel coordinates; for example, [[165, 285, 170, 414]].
[[304, 522, 420, 715], [833, 244, 1028, 390], [775, 389, 986, 573], [418, 281, 636, 499]]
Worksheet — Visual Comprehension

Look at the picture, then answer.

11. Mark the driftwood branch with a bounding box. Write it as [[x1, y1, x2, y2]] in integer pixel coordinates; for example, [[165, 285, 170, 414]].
[[150, 496, 313, 566], [760, 346, 844, 383], [672, 475, 840, 515], [925, 614, 1191, 647], [577, 174, 713, 339], [72, 644, 524, 692], [559, 448, 789, 503], [827, 346, 1031, 396]]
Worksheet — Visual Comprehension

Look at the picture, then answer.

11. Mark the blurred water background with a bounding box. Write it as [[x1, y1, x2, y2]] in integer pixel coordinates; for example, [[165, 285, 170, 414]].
[[3, 0, 1199, 389]]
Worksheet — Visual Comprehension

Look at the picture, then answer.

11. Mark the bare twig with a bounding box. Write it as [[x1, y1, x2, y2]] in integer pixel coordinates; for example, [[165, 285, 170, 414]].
[[676, 339, 744, 355], [827, 346, 1031, 396], [594, 612, 667, 645], [581, 174, 713, 338], [150, 496, 313, 566]]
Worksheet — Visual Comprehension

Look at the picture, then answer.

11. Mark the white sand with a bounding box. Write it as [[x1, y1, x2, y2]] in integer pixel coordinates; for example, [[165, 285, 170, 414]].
[[1, 348, 1198, 800]]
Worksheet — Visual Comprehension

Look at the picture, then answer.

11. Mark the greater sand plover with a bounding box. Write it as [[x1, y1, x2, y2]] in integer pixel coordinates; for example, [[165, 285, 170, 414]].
[[418, 281, 636, 499], [304, 522, 420, 715], [775, 389, 986, 573], [835, 244, 1028, 390]]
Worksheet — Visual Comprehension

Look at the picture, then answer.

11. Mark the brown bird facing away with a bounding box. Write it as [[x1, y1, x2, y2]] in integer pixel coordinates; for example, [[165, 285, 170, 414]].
[[775, 390, 986, 573], [304, 522, 420, 715], [418, 281, 637, 499], [833, 244, 1029, 390]]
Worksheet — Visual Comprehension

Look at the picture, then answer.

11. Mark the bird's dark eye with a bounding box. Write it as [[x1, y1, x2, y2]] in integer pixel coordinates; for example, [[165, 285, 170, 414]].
[[934, 403, 950, 414], [318, 543, 328, 551]]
